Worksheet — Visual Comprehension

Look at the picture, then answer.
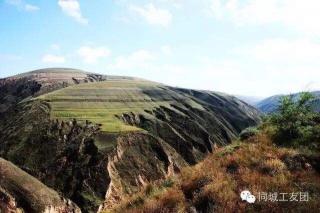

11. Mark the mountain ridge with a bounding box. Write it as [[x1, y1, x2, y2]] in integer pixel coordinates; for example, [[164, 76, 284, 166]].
[[256, 91, 320, 113], [0, 68, 261, 212]]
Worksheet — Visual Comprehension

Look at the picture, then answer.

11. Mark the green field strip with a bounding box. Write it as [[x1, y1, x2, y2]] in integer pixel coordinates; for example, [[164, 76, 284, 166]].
[[37, 80, 174, 133]]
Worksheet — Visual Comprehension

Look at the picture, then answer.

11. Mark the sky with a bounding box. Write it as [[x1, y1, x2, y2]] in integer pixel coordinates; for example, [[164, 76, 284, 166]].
[[1, 0, 320, 97]]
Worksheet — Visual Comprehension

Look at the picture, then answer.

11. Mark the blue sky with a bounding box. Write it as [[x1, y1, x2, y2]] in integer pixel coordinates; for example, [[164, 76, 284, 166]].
[[1, 0, 320, 97]]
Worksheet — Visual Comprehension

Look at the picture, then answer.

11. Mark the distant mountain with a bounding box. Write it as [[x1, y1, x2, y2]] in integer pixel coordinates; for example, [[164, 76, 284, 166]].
[[235, 95, 264, 106], [256, 91, 320, 113], [0, 68, 261, 212]]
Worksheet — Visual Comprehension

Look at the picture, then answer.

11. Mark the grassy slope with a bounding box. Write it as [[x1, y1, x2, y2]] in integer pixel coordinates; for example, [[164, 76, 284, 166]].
[[37, 79, 204, 133], [106, 133, 320, 213]]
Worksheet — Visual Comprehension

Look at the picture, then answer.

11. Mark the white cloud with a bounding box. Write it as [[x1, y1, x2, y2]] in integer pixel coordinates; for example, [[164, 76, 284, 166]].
[[104, 44, 320, 96], [235, 38, 320, 64], [42, 54, 65, 63], [157, 0, 184, 9], [77, 46, 111, 63], [6, 0, 39, 12], [130, 3, 172, 27], [210, 0, 320, 35], [165, 58, 320, 97], [108, 49, 155, 70], [161, 45, 173, 56], [222, 38, 320, 95], [24, 4, 39, 11], [58, 0, 88, 24]]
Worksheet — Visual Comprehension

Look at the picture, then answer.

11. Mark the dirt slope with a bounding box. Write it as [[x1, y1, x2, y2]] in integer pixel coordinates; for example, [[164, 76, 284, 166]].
[[0, 157, 81, 213]]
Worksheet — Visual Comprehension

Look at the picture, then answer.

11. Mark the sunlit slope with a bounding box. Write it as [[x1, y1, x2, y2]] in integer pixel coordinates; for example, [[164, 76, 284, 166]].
[[38, 79, 204, 132], [0, 157, 81, 212]]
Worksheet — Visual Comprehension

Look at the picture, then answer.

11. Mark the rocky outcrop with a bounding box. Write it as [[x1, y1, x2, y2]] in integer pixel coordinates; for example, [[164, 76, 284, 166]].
[[100, 133, 188, 209], [0, 77, 41, 113], [0, 101, 109, 212]]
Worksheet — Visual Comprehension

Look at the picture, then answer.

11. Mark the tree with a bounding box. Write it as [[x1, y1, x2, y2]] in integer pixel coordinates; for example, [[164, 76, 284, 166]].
[[268, 92, 319, 146]]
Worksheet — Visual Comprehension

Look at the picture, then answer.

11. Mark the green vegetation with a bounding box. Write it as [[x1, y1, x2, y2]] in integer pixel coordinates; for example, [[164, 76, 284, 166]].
[[265, 92, 320, 148], [239, 127, 259, 141], [38, 80, 177, 133]]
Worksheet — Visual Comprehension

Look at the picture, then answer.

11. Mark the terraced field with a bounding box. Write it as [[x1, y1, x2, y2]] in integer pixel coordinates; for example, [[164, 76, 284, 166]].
[[38, 79, 201, 132], [0, 69, 262, 212]]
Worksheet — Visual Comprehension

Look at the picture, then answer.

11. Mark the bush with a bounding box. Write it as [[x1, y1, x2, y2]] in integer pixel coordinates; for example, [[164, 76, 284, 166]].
[[239, 127, 259, 141], [266, 92, 320, 147], [162, 178, 174, 188]]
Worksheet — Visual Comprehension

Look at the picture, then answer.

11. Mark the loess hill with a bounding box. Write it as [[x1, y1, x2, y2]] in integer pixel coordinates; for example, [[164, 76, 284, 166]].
[[0, 68, 261, 212]]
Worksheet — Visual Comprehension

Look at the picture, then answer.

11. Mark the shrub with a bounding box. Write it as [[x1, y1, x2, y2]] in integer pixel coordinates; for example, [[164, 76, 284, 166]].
[[162, 178, 174, 188], [239, 127, 259, 141], [266, 92, 320, 147]]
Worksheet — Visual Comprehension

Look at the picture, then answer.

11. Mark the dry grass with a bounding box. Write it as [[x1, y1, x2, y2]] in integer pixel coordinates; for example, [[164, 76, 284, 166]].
[[106, 133, 320, 213]]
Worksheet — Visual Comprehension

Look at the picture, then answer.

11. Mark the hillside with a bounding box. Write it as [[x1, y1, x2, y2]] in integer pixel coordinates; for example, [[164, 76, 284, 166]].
[[0, 68, 140, 114], [0, 68, 261, 212], [107, 132, 320, 213], [0, 157, 81, 212], [256, 91, 320, 113]]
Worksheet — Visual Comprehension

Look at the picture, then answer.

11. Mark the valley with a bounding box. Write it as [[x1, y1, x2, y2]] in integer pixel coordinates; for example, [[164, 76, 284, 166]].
[[0, 68, 261, 212]]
